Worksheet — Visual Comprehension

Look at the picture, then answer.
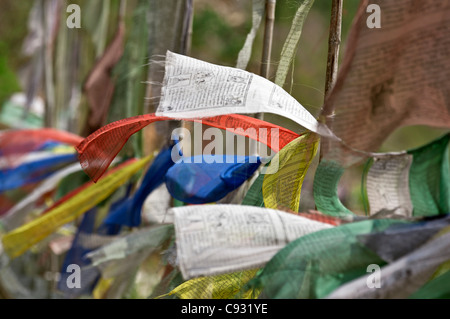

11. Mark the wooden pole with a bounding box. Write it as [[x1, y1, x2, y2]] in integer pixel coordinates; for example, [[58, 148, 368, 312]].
[[319, 0, 343, 161], [323, 0, 343, 114]]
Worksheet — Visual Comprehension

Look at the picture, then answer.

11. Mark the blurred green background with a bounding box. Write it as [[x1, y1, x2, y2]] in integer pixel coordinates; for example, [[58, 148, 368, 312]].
[[1, 0, 444, 144]]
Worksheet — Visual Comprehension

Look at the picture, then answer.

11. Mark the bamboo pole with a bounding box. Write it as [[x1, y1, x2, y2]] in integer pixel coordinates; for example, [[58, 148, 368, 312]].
[[43, 0, 55, 128], [181, 0, 194, 56], [119, 0, 127, 22], [260, 0, 276, 79], [258, 0, 276, 122]]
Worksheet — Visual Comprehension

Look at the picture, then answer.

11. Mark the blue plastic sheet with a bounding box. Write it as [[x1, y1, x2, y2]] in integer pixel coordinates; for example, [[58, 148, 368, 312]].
[[165, 155, 261, 204], [102, 145, 175, 227]]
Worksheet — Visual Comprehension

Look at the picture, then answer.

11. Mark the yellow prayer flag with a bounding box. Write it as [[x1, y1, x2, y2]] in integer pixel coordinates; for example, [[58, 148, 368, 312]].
[[263, 133, 319, 212], [158, 269, 260, 299]]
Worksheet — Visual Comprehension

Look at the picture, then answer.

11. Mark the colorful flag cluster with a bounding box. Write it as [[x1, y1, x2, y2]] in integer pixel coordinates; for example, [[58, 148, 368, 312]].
[[0, 0, 449, 299]]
